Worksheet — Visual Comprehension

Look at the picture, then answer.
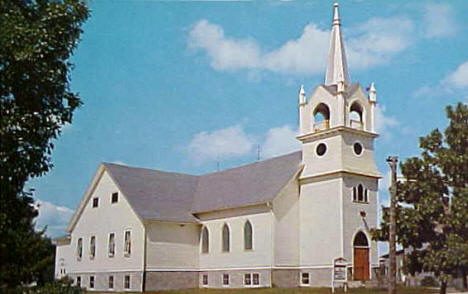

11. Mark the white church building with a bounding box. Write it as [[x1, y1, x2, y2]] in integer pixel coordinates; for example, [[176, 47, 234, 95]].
[[55, 3, 381, 291]]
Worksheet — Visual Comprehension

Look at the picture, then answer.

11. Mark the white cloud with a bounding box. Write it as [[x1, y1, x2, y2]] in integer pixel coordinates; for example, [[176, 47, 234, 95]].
[[444, 60, 468, 89], [188, 20, 261, 71], [187, 124, 255, 163], [262, 125, 300, 158], [375, 104, 399, 139], [35, 200, 74, 238], [188, 16, 416, 76], [187, 123, 302, 163], [347, 17, 414, 69], [262, 24, 329, 75], [422, 3, 457, 39], [413, 60, 468, 99]]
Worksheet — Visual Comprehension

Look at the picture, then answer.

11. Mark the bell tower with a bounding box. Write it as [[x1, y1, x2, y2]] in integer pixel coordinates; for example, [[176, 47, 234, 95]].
[[296, 3, 380, 284], [297, 2, 379, 179]]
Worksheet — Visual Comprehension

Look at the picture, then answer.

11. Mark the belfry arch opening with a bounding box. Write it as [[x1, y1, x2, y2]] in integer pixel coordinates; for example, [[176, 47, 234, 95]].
[[353, 231, 370, 281], [313, 103, 330, 131], [349, 102, 364, 130]]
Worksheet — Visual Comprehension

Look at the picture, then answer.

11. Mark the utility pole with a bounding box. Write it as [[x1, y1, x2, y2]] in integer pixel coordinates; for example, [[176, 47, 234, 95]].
[[386, 156, 398, 294]]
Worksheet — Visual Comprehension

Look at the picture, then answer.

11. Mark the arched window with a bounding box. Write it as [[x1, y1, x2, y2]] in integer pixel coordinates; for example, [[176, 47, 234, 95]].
[[244, 221, 253, 250], [201, 226, 209, 253], [353, 231, 369, 247], [357, 184, 364, 202], [108, 233, 115, 257], [350, 102, 364, 129], [313, 103, 330, 131], [124, 230, 131, 256], [90, 236, 96, 259], [77, 238, 83, 259], [222, 224, 230, 252], [353, 184, 369, 203]]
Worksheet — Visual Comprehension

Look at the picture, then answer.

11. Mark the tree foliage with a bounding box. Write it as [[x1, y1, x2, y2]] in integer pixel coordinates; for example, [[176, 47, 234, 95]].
[[0, 0, 89, 287], [372, 103, 468, 294]]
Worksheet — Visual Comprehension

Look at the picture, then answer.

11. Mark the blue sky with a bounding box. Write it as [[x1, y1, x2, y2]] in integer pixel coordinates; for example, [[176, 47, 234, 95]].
[[31, 0, 468, 248]]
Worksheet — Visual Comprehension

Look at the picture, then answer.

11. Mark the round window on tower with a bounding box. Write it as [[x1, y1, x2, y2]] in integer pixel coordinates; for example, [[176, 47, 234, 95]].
[[353, 142, 363, 156], [316, 143, 327, 156]]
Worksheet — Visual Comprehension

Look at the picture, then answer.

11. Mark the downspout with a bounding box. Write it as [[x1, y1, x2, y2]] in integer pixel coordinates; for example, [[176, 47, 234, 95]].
[[142, 225, 147, 292], [267, 201, 274, 287]]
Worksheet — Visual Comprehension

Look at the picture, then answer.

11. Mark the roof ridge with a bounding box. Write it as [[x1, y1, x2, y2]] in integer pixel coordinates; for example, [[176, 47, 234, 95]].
[[102, 162, 198, 178], [201, 150, 301, 176], [102, 150, 302, 178]]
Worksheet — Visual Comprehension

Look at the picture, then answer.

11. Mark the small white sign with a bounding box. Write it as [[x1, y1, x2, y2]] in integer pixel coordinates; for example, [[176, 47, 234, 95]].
[[332, 257, 348, 293]]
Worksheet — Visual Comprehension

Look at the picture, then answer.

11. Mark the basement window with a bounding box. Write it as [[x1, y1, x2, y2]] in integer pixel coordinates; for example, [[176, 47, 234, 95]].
[[253, 273, 259, 285], [244, 274, 251, 285], [89, 276, 95, 289], [108, 275, 114, 289], [124, 275, 130, 289], [301, 272, 310, 285], [223, 274, 229, 286]]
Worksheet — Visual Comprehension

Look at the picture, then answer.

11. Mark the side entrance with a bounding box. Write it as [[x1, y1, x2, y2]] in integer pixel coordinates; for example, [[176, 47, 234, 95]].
[[353, 231, 370, 281]]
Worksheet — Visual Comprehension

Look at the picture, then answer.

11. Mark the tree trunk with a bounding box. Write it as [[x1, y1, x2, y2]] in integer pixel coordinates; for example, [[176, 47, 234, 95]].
[[439, 280, 447, 294], [462, 267, 467, 290]]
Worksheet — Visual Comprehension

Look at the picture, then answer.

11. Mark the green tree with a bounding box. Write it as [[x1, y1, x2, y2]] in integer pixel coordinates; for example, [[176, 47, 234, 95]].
[[0, 0, 89, 288], [373, 103, 468, 294]]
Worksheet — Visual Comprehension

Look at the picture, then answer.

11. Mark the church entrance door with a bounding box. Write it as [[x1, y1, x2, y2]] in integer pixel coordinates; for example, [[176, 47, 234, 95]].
[[353, 231, 370, 281]]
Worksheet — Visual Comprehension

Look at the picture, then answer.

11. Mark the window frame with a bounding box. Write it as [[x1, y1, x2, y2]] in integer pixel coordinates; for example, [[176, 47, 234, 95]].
[[244, 273, 251, 286], [89, 276, 95, 289], [89, 236, 96, 259], [201, 226, 209, 254], [352, 184, 370, 204], [77, 238, 83, 260], [244, 273, 260, 287], [202, 274, 208, 287], [124, 230, 131, 257], [244, 220, 253, 251], [315, 142, 328, 157], [301, 272, 310, 286], [92, 197, 99, 208], [76, 276, 81, 287], [111, 192, 119, 204], [352, 140, 364, 157], [108, 275, 114, 289], [108, 233, 115, 257], [222, 274, 230, 287], [252, 273, 260, 286], [221, 223, 230, 253], [124, 275, 131, 290]]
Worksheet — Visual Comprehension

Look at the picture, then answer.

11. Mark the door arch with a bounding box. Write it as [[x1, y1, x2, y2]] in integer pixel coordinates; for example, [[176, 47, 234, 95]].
[[353, 231, 370, 281]]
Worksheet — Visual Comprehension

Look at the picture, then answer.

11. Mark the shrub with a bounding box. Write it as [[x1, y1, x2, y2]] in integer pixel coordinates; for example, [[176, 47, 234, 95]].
[[0, 278, 83, 294], [420, 276, 439, 287]]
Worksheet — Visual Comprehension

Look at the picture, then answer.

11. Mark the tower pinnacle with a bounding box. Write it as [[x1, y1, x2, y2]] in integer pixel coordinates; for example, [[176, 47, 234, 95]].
[[325, 3, 350, 86], [299, 85, 306, 105]]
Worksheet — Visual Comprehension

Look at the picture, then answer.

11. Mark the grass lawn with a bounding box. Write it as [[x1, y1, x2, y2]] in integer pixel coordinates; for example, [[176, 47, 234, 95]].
[[143, 287, 437, 294]]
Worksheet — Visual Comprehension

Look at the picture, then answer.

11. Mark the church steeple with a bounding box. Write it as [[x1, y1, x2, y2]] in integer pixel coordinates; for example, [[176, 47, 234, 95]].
[[325, 3, 350, 86]]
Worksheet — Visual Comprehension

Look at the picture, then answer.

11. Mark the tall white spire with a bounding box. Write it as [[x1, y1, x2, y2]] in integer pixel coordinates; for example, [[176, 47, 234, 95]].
[[324, 3, 350, 86]]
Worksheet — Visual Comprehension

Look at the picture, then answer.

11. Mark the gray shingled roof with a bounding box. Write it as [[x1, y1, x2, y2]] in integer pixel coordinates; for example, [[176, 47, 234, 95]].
[[103, 151, 302, 223], [192, 151, 302, 213], [104, 164, 200, 223]]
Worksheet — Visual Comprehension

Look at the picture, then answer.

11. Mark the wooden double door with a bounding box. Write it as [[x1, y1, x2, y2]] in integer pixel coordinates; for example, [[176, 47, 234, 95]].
[[353, 247, 370, 281]]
